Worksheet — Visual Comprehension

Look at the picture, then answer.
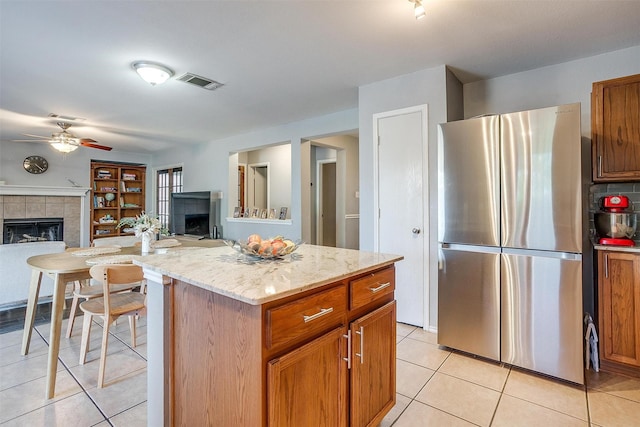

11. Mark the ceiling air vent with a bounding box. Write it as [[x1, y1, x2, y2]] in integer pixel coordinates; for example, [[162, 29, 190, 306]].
[[176, 73, 224, 91]]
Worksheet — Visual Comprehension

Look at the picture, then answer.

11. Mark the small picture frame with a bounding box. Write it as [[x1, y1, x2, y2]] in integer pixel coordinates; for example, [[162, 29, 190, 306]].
[[243, 208, 250, 218], [233, 206, 241, 218], [279, 207, 288, 220], [268, 208, 277, 219], [260, 209, 268, 219], [250, 208, 259, 218]]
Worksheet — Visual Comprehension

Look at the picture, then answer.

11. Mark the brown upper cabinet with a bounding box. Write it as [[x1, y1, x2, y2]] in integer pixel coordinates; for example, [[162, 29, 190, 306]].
[[592, 74, 640, 182]]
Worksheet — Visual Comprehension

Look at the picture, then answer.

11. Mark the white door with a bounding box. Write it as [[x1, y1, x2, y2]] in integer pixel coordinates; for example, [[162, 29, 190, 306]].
[[374, 106, 428, 327]]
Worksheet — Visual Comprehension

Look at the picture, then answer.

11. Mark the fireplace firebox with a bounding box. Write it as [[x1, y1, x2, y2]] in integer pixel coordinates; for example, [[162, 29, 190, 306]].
[[3, 218, 64, 244]]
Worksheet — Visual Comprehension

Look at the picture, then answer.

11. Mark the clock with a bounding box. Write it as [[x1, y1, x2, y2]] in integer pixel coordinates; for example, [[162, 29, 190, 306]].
[[23, 155, 49, 174]]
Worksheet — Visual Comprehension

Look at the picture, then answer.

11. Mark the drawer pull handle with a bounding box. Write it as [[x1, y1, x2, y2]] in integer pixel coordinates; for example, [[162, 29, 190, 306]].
[[369, 282, 391, 293], [303, 307, 333, 323]]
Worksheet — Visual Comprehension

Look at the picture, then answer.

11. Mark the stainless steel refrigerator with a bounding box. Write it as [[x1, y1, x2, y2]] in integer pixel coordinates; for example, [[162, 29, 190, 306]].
[[437, 103, 584, 384]]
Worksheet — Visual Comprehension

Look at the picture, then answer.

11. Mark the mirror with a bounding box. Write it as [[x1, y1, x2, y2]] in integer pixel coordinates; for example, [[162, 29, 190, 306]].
[[228, 143, 291, 219]]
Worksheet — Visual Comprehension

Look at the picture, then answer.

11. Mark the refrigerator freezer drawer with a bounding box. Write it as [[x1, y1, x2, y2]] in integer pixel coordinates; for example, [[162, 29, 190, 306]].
[[438, 246, 500, 361], [501, 252, 584, 384]]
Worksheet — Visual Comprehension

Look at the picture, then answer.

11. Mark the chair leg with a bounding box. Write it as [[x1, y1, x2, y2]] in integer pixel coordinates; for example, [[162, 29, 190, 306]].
[[66, 295, 80, 338], [97, 315, 113, 388], [79, 314, 93, 365], [129, 315, 137, 348]]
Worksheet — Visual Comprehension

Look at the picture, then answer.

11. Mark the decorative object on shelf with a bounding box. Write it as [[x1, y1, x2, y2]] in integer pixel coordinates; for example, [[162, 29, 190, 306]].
[[224, 234, 302, 260], [104, 192, 116, 207], [279, 207, 288, 220], [117, 212, 163, 255], [99, 214, 116, 224]]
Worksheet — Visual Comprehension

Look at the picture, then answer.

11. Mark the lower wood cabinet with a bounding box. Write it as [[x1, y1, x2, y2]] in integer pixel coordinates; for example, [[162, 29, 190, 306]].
[[169, 265, 397, 426], [597, 250, 640, 377], [349, 301, 396, 427], [268, 327, 348, 426], [267, 301, 396, 427]]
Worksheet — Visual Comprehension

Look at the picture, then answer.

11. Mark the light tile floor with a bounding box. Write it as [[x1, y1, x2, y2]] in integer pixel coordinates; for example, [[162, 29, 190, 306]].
[[2, 317, 640, 426]]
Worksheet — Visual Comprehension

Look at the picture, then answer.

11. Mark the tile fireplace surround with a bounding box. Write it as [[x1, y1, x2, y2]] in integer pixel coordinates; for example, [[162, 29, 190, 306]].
[[0, 185, 90, 247]]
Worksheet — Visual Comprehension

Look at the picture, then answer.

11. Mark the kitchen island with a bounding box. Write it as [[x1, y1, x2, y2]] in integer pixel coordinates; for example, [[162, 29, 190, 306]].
[[136, 244, 403, 426]]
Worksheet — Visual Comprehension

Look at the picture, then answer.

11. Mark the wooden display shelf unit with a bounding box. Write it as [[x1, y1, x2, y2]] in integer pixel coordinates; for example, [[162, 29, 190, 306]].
[[90, 161, 146, 243]]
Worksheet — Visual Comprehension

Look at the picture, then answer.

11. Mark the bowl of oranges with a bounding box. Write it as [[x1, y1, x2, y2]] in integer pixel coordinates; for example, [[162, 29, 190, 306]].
[[225, 234, 301, 259]]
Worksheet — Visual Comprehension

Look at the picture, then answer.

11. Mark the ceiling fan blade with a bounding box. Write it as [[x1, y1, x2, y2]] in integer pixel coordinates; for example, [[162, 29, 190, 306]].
[[80, 140, 112, 151], [22, 133, 50, 139], [12, 139, 48, 142], [79, 138, 97, 143]]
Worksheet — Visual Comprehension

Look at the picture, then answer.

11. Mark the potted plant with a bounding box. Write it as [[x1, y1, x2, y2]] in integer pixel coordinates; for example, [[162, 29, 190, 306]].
[[117, 212, 162, 254]]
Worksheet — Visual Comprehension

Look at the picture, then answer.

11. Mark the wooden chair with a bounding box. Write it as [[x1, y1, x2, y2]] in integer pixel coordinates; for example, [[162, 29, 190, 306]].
[[79, 264, 146, 388], [66, 238, 142, 338]]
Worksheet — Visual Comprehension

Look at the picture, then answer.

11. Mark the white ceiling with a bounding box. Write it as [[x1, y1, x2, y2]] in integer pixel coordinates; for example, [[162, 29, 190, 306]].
[[1, 0, 639, 153]]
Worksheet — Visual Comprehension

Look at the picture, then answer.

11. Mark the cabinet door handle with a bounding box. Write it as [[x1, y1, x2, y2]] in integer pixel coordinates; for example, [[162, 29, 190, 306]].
[[369, 282, 391, 293], [605, 253, 609, 278], [343, 330, 352, 369], [303, 307, 333, 323], [355, 326, 364, 364]]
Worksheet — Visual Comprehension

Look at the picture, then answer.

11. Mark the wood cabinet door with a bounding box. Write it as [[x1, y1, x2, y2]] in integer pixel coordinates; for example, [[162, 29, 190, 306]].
[[267, 326, 348, 427], [350, 301, 396, 427], [599, 251, 640, 367], [592, 74, 640, 181]]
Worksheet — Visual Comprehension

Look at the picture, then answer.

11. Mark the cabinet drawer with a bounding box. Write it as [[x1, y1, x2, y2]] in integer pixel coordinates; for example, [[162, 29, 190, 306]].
[[350, 267, 395, 310], [267, 285, 346, 350]]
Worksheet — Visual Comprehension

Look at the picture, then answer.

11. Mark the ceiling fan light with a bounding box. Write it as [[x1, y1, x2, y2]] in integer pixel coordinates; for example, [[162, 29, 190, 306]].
[[50, 141, 79, 153], [132, 61, 174, 86], [49, 131, 79, 153]]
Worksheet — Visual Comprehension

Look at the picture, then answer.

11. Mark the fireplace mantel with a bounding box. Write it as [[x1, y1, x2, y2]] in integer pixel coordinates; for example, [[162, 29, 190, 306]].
[[0, 185, 90, 197]]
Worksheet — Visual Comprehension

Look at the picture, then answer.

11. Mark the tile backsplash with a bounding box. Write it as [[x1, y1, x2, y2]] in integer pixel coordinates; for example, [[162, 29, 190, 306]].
[[590, 182, 640, 244]]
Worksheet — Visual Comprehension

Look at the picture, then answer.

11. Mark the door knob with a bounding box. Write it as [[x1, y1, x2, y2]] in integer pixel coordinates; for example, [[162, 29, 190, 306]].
[[412, 228, 421, 234]]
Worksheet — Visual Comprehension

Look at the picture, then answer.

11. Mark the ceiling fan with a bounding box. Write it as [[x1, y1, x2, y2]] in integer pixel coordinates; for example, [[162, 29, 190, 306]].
[[14, 122, 112, 153]]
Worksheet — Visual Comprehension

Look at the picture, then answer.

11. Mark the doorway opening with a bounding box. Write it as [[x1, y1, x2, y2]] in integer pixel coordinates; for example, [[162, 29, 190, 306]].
[[301, 133, 359, 249], [248, 163, 269, 211], [317, 160, 337, 247]]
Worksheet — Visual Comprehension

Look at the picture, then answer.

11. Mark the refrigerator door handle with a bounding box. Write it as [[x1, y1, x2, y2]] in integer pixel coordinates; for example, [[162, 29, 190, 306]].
[[502, 247, 582, 261]]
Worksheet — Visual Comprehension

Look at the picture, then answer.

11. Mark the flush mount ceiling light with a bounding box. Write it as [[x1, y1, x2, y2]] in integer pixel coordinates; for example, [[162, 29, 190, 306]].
[[132, 61, 174, 86], [408, 0, 426, 19]]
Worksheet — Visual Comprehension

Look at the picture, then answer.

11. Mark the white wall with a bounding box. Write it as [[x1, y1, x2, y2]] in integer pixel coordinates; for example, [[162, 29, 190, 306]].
[[151, 108, 358, 241], [246, 143, 291, 214], [359, 65, 449, 328], [464, 45, 640, 137]]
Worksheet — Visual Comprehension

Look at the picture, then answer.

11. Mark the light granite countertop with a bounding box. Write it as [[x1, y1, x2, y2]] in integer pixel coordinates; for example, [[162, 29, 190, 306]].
[[593, 244, 640, 253], [135, 244, 403, 305]]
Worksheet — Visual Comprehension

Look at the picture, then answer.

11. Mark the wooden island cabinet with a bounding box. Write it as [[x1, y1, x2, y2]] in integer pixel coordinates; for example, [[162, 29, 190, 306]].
[[592, 73, 640, 182], [138, 244, 402, 426], [596, 249, 640, 377]]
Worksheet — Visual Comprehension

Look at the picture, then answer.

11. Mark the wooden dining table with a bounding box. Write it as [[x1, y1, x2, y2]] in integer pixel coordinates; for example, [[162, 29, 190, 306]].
[[21, 238, 224, 399]]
